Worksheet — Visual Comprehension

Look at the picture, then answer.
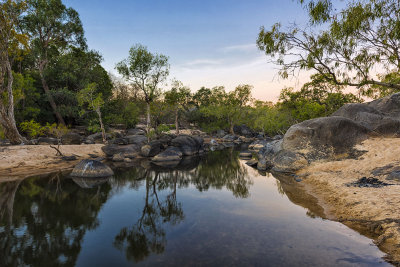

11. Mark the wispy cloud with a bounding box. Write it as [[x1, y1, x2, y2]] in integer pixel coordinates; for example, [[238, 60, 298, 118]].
[[182, 59, 221, 67], [221, 43, 257, 53]]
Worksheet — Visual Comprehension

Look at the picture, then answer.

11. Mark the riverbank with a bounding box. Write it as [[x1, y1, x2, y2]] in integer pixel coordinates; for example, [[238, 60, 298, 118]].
[[297, 137, 400, 264], [0, 145, 104, 180]]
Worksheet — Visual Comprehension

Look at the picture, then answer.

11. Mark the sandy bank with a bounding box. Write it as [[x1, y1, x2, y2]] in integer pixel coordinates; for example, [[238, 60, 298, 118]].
[[0, 145, 104, 180], [297, 137, 400, 264]]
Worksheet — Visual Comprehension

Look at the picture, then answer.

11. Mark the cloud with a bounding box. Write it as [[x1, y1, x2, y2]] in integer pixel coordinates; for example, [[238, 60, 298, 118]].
[[221, 43, 257, 53], [181, 59, 221, 67]]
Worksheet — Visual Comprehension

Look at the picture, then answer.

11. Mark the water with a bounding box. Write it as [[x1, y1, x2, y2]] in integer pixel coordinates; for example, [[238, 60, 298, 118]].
[[0, 149, 391, 266]]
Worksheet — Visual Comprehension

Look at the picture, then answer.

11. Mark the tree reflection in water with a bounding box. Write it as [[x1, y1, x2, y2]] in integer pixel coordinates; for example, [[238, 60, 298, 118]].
[[114, 148, 253, 263], [0, 148, 253, 265]]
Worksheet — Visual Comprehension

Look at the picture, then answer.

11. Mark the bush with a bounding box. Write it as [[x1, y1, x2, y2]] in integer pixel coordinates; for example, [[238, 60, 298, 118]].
[[20, 120, 45, 138]]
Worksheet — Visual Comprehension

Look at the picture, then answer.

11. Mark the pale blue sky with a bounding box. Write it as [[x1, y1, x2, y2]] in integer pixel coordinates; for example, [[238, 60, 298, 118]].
[[63, 0, 312, 101]]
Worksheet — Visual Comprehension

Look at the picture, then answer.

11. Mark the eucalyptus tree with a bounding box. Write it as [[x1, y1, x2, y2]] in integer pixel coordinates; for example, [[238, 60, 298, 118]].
[[24, 0, 86, 125], [0, 0, 28, 144], [116, 44, 170, 133], [164, 80, 191, 134], [257, 0, 400, 94]]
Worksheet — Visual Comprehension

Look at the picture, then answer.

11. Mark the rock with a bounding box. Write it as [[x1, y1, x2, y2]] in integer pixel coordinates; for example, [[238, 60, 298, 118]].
[[37, 137, 59, 145], [222, 134, 238, 142], [246, 159, 258, 167], [61, 133, 82, 145], [171, 135, 203, 156], [332, 93, 400, 136], [273, 135, 283, 140], [62, 155, 77, 161], [83, 138, 95, 144], [239, 151, 252, 158], [101, 144, 141, 158], [112, 153, 125, 162], [126, 128, 146, 136], [386, 171, 400, 182], [271, 150, 308, 173], [216, 130, 226, 138], [152, 146, 183, 162], [70, 159, 114, 178], [124, 158, 132, 163], [158, 134, 175, 147], [233, 124, 254, 137], [256, 140, 283, 171], [87, 132, 105, 143], [210, 139, 218, 146], [282, 117, 370, 158], [126, 135, 148, 146], [141, 141, 163, 157], [248, 139, 271, 151], [112, 137, 129, 145]]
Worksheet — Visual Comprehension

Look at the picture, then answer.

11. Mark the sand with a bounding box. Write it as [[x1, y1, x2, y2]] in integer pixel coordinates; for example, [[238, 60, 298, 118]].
[[297, 137, 400, 264], [0, 144, 104, 180]]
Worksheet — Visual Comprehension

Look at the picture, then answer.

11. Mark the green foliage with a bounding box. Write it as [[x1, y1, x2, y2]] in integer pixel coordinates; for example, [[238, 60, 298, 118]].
[[19, 120, 44, 138], [116, 44, 170, 103], [104, 101, 139, 129], [257, 0, 400, 95]]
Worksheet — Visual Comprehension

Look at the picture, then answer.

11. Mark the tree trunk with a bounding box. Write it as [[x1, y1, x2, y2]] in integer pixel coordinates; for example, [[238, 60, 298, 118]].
[[0, 59, 26, 144], [175, 109, 179, 135], [38, 66, 66, 125], [96, 108, 106, 143], [146, 101, 151, 134], [229, 119, 234, 135]]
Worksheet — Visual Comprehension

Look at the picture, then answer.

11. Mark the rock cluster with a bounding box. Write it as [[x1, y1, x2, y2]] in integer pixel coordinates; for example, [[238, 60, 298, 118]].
[[248, 93, 400, 173]]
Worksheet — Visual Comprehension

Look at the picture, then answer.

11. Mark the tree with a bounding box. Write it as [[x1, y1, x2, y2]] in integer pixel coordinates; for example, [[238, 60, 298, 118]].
[[116, 44, 170, 134], [200, 85, 253, 134], [257, 0, 400, 94], [24, 0, 86, 125], [0, 0, 28, 144], [164, 80, 191, 134], [77, 83, 106, 143]]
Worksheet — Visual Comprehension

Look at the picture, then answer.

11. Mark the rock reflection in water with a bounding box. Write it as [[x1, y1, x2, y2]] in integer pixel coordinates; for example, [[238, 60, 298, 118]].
[[0, 148, 389, 266]]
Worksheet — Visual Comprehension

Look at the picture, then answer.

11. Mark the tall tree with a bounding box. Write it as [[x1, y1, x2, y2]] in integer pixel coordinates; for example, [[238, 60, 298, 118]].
[[24, 0, 86, 125], [0, 0, 28, 144], [116, 44, 170, 133], [257, 0, 400, 94], [164, 80, 191, 134]]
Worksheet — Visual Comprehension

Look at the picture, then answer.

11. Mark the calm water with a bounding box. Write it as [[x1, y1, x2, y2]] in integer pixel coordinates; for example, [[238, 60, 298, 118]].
[[0, 149, 391, 266]]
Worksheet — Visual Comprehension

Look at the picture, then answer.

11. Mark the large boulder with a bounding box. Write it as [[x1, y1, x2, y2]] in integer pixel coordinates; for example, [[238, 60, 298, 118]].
[[171, 135, 203, 156], [141, 141, 163, 157], [70, 159, 114, 178], [271, 150, 308, 173], [152, 146, 183, 162], [257, 140, 282, 171], [282, 116, 370, 158], [332, 97, 400, 136], [101, 144, 141, 158], [126, 135, 148, 146], [61, 133, 82, 145]]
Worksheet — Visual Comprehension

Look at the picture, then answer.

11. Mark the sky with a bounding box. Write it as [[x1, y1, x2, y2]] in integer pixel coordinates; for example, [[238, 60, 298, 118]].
[[63, 0, 312, 101]]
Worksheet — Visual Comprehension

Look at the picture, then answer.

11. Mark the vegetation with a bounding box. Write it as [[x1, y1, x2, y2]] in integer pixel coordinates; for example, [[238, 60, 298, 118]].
[[0, 0, 399, 143]]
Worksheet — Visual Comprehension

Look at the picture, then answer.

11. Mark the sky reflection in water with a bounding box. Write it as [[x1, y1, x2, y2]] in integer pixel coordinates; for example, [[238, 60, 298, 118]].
[[0, 149, 391, 266]]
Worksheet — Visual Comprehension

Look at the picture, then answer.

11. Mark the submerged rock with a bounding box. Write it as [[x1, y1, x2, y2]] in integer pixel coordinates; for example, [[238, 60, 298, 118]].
[[70, 159, 114, 178], [239, 151, 252, 158]]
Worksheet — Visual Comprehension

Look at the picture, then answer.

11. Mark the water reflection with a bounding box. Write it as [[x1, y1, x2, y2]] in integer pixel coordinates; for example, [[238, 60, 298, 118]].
[[0, 149, 254, 266]]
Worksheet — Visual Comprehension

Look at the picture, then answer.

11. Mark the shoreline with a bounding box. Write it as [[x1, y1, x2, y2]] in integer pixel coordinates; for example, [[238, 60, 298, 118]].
[[0, 144, 104, 180], [296, 137, 400, 265]]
